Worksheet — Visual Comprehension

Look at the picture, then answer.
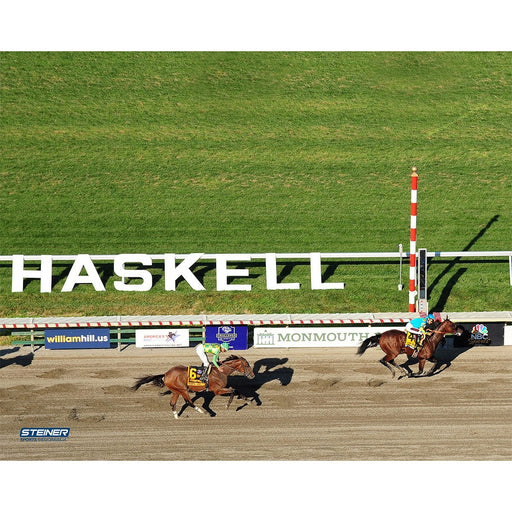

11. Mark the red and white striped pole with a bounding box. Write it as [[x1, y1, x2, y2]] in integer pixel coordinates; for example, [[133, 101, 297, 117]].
[[409, 166, 418, 312]]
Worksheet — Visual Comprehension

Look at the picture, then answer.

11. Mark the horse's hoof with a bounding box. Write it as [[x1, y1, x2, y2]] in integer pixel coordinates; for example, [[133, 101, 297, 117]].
[[194, 406, 204, 414]]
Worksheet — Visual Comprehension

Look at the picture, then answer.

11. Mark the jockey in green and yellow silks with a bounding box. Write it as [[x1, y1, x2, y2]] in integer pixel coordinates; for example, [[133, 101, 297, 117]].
[[195, 342, 230, 382]]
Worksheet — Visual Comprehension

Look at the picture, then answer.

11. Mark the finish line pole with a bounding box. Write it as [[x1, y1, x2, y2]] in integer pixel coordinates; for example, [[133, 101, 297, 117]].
[[409, 166, 418, 313]]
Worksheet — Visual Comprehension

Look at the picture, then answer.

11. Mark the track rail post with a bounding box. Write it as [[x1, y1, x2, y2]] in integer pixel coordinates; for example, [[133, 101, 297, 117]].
[[409, 167, 418, 312]]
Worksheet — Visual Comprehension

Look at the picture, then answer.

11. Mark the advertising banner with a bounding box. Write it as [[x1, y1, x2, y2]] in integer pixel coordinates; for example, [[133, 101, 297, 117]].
[[205, 325, 248, 350], [135, 329, 190, 348], [253, 326, 381, 348], [504, 326, 512, 346], [452, 323, 504, 347], [45, 328, 110, 349]]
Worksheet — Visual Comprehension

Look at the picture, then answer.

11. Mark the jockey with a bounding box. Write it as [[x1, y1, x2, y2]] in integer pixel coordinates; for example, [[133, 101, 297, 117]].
[[195, 342, 230, 382], [404, 314, 436, 354]]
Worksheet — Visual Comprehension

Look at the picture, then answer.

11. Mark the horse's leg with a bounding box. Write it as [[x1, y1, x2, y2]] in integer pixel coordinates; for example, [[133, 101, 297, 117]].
[[426, 357, 438, 375], [170, 387, 205, 416], [379, 337, 409, 378], [399, 358, 414, 378], [419, 356, 440, 376], [226, 389, 235, 409], [169, 392, 180, 420], [389, 359, 409, 378], [180, 389, 205, 414], [169, 390, 201, 419], [413, 357, 429, 377], [380, 355, 408, 379], [379, 356, 397, 378], [214, 386, 235, 408]]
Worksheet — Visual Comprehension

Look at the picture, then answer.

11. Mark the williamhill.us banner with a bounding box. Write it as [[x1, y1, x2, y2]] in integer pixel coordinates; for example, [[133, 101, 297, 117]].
[[45, 328, 110, 349]]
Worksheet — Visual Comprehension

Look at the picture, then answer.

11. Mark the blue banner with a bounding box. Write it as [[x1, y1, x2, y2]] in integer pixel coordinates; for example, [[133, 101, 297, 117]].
[[45, 328, 111, 349], [205, 325, 248, 350]]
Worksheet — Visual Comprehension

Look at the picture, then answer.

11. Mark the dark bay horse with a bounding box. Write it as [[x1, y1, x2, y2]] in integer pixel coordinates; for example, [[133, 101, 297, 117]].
[[131, 355, 255, 419], [357, 318, 463, 378]]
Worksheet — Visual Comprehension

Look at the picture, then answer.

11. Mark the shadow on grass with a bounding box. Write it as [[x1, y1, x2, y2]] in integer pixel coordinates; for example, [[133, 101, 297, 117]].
[[428, 214, 500, 312], [3, 215, 502, 301]]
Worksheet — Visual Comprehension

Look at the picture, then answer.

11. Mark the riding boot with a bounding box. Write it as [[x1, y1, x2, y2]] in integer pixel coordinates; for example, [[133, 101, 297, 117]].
[[202, 366, 210, 391], [411, 337, 419, 358]]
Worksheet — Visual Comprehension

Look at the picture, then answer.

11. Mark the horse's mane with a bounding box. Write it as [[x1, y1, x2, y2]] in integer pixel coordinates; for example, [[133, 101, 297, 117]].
[[222, 354, 242, 362]]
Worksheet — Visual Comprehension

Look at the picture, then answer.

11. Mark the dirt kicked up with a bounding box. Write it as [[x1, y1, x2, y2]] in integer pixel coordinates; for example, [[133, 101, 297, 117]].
[[1, 344, 511, 461]]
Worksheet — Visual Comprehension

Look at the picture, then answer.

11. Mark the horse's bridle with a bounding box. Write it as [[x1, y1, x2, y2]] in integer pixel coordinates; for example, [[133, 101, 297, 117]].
[[224, 357, 254, 378], [427, 324, 462, 336], [240, 359, 254, 378]]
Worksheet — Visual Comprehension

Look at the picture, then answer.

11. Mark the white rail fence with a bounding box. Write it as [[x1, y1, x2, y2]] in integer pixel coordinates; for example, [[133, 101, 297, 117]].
[[2, 311, 511, 330], [1, 251, 511, 287]]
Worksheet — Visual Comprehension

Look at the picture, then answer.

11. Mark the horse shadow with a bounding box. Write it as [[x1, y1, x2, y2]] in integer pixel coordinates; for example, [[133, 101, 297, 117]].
[[174, 357, 294, 417], [230, 357, 294, 411], [0, 347, 34, 369]]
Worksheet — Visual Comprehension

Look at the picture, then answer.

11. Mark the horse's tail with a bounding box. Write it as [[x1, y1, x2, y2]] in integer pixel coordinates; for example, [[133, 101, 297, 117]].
[[357, 334, 381, 355], [131, 374, 165, 391]]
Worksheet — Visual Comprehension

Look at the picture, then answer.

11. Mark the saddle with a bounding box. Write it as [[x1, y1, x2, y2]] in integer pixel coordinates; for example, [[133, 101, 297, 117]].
[[187, 366, 208, 388]]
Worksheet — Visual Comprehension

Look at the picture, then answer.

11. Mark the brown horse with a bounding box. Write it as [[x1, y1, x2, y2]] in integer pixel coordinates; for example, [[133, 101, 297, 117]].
[[357, 318, 463, 378], [131, 355, 255, 419]]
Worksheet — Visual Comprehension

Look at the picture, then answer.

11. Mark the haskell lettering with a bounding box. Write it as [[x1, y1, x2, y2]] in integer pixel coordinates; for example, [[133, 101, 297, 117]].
[[10, 253, 345, 293]]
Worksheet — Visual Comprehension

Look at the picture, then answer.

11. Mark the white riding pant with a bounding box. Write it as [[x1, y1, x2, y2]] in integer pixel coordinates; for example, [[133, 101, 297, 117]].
[[195, 344, 210, 367], [405, 322, 421, 335]]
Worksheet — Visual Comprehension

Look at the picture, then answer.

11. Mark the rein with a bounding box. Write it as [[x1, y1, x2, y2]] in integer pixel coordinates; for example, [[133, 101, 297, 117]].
[[220, 357, 245, 373], [427, 322, 459, 336], [221, 357, 251, 377]]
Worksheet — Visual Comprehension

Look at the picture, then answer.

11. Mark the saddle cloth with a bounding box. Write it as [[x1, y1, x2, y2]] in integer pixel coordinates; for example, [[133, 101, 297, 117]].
[[405, 332, 424, 350], [187, 366, 206, 387]]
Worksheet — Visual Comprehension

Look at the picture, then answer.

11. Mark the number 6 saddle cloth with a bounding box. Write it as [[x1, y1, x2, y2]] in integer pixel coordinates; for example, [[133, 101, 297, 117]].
[[187, 366, 207, 388]]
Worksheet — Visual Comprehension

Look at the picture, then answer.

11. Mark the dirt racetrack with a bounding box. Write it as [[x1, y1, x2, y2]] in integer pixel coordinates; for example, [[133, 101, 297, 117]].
[[1, 344, 511, 461]]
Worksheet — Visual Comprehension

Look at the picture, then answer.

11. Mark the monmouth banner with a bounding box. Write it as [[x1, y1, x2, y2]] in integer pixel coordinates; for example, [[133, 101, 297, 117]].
[[253, 327, 384, 348]]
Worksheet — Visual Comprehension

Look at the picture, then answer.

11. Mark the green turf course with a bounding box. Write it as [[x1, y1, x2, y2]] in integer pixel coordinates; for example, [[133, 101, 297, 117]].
[[1, 52, 510, 317]]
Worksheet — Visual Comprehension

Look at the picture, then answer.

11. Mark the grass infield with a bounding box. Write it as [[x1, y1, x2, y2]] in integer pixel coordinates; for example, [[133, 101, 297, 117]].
[[1, 52, 510, 317]]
